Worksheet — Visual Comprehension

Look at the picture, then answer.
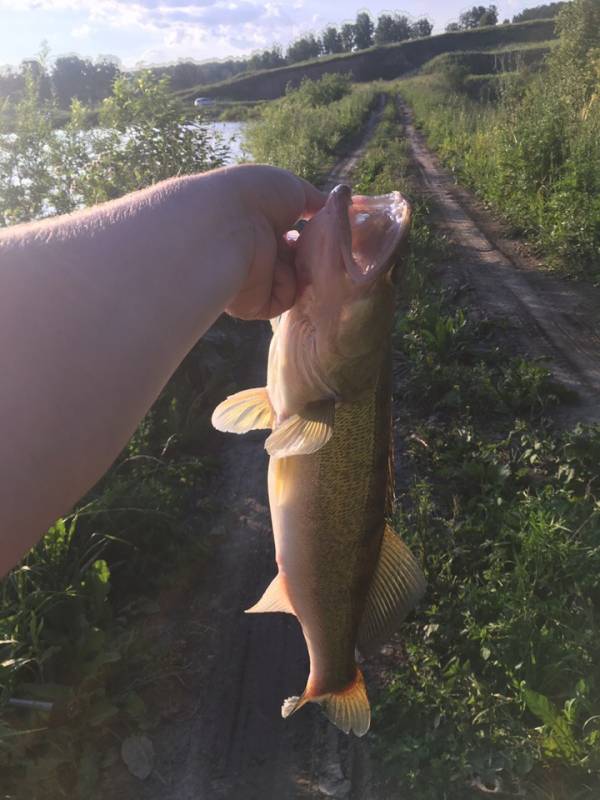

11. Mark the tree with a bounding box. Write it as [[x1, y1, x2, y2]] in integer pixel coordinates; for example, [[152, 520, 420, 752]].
[[445, 22, 461, 32], [512, 3, 566, 23], [52, 55, 93, 107], [552, 0, 600, 98], [286, 34, 321, 63], [410, 18, 434, 38], [340, 23, 356, 52], [479, 7, 499, 26], [374, 13, 411, 45], [90, 57, 120, 104], [321, 26, 344, 54], [354, 12, 374, 49], [458, 5, 498, 28]]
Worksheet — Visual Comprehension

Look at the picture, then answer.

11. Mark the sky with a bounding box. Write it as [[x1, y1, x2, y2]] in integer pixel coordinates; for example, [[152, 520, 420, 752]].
[[0, 0, 546, 70]]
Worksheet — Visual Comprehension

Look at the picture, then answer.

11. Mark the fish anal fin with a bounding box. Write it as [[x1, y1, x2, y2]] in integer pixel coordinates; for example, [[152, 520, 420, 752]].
[[245, 574, 295, 615], [211, 387, 274, 434], [357, 524, 426, 656], [282, 669, 370, 737], [265, 400, 334, 458]]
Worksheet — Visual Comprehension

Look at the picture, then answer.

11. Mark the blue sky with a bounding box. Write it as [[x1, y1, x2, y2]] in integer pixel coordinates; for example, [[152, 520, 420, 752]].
[[0, 1, 544, 69]]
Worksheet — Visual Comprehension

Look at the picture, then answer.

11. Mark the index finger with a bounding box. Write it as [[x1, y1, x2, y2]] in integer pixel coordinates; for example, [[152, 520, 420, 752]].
[[298, 177, 327, 219]]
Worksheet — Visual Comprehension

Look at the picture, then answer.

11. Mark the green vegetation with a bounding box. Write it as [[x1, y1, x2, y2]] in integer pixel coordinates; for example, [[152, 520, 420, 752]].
[[0, 69, 228, 225], [420, 41, 554, 76], [177, 18, 557, 102], [0, 69, 239, 797], [353, 96, 600, 800], [245, 74, 377, 182], [400, 0, 600, 277]]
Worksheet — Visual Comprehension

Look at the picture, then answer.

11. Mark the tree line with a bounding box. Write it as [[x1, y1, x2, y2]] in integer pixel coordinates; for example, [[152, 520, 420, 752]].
[[0, 3, 569, 108], [0, 11, 433, 107], [444, 2, 566, 32]]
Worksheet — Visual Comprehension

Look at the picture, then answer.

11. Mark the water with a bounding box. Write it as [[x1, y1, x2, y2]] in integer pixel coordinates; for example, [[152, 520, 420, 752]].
[[207, 120, 247, 164]]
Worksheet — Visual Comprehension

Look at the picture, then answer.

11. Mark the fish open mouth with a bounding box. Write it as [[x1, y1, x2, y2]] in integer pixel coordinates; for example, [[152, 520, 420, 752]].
[[350, 193, 411, 279], [329, 186, 412, 285]]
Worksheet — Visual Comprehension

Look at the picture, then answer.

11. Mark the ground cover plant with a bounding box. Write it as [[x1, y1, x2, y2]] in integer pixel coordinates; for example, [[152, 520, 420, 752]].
[[0, 67, 243, 798], [353, 97, 600, 798], [245, 73, 377, 183], [398, 0, 600, 278]]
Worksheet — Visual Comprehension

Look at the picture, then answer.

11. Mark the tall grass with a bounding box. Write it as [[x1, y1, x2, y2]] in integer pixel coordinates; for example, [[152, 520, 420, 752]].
[[245, 73, 377, 182], [399, 4, 600, 277]]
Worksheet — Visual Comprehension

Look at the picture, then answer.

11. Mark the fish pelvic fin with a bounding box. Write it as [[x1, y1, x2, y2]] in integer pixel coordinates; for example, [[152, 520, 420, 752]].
[[245, 573, 295, 615], [358, 524, 427, 656], [282, 670, 371, 737], [265, 399, 334, 458], [211, 387, 274, 434]]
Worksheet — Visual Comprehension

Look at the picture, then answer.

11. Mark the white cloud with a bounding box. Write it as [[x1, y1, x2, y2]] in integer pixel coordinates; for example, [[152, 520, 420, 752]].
[[71, 23, 91, 37]]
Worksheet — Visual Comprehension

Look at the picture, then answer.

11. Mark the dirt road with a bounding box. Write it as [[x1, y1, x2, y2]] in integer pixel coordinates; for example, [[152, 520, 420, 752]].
[[398, 99, 600, 424]]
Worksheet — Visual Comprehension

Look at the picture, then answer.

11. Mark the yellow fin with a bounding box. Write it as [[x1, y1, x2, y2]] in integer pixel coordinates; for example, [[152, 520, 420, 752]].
[[282, 670, 371, 737], [211, 387, 274, 434], [357, 524, 426, 655], [245, 574, 295, 615], [265, 400, 334, 457]]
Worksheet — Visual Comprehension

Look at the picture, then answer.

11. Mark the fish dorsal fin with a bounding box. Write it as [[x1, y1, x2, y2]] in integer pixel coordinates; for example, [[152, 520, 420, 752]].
[[357, 525, 426, 656], [245, 574, 295, 615], [282, 668, 371, 737], [265, 399, 334, 458], [211, 387, 274, 434]]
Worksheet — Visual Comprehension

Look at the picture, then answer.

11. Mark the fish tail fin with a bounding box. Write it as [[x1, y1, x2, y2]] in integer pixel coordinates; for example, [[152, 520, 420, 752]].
[[282, 669, 371, 737], [211, 387, 274, 434]]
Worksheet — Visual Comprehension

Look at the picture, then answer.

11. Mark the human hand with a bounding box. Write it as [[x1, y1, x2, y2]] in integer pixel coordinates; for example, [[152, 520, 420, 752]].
[[216, 164, 326, 320]]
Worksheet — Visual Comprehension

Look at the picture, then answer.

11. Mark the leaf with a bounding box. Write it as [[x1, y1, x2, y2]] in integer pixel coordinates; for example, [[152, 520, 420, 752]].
[[88, 697, 120, 727], [121, 735, 154, 780], [523, 688, 557, 726]]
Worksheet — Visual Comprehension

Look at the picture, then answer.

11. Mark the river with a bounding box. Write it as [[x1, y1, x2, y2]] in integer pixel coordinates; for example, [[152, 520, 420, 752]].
[[207, 120, 248, 164]]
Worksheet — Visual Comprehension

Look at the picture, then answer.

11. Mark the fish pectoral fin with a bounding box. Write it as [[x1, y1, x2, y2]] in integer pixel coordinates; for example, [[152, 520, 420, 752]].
[[211, 387, 274, 434], [282, 670, 371, 737], [245, 574, 295, 615], [357, 524, 427, 656], [265, 400, 334, 457]]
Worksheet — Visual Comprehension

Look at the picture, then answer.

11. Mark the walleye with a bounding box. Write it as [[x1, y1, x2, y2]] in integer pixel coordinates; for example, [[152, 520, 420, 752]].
[[212, 185, 426, 736]]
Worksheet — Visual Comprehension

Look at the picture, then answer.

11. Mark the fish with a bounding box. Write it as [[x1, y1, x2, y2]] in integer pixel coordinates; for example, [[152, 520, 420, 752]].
[[212, 184, 426, 736]]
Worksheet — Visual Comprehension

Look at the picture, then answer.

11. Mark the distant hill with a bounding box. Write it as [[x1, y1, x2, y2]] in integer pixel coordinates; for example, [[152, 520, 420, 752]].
[[179, 18, 557, 102]]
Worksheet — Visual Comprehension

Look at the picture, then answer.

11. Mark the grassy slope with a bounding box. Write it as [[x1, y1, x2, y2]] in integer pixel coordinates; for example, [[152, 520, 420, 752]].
[[176, 19, 557, 102], [353, 98, 600, 800], [420, 40, 555, 75]]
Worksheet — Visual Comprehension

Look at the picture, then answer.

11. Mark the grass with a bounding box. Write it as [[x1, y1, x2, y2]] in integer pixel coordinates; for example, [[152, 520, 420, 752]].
[[420, 41, 555, 76], [398, 32, 600, 277], [245, 74, 378, 183], [353, 96, 600, 799]]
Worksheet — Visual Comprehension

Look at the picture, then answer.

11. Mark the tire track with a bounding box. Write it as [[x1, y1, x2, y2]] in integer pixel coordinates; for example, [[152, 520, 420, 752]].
[[399, 99, 600, 423]]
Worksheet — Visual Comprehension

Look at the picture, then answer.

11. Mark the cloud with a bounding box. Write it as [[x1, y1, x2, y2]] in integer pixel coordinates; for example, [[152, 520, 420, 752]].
[[0, 0, 298, 66], [71, 23, 91, 37]]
